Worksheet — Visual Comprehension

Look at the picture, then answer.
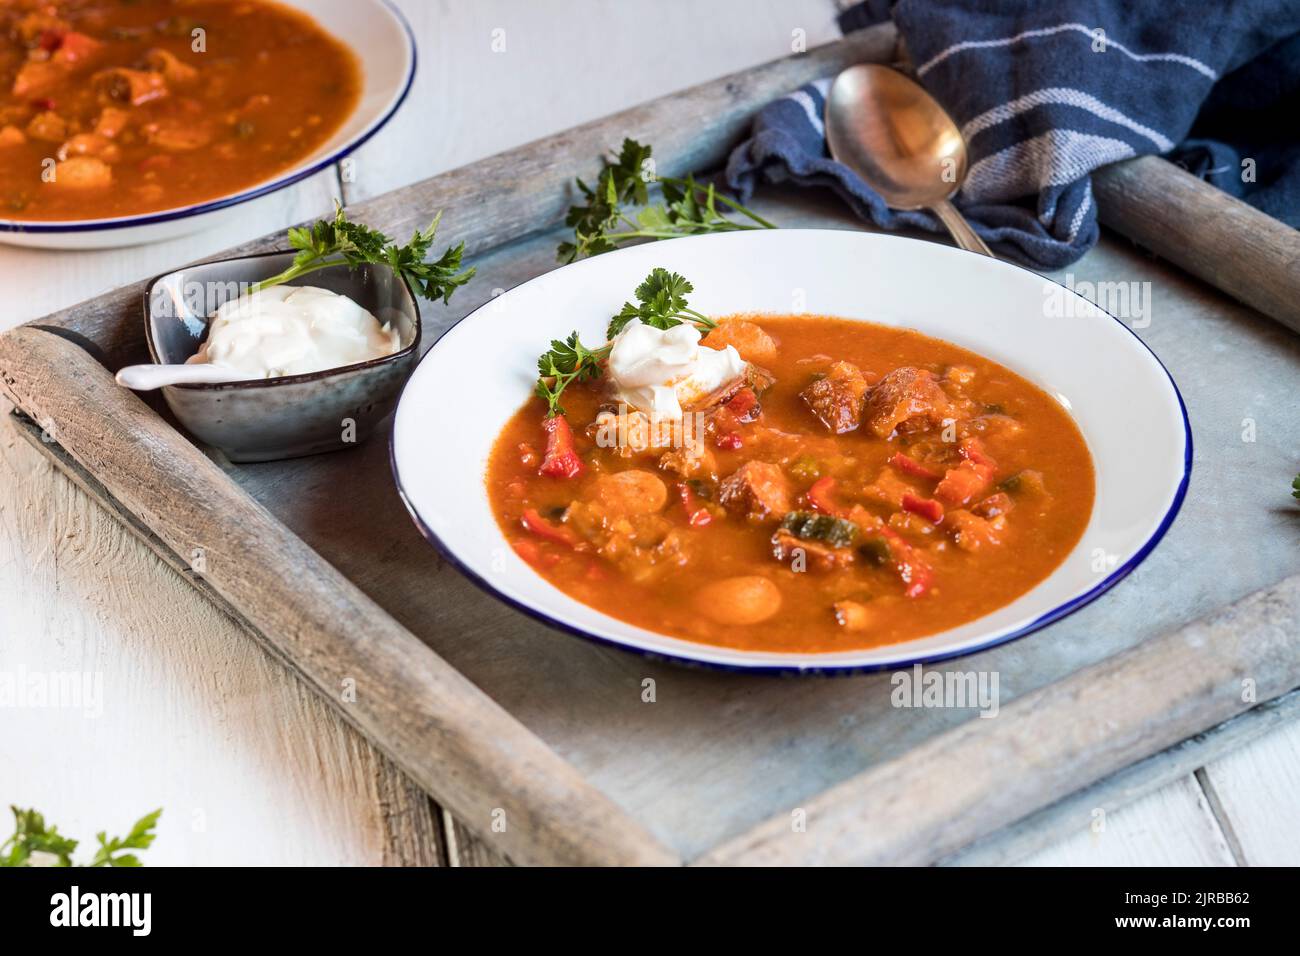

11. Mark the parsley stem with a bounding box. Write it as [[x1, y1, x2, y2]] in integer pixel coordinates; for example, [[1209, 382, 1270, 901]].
[[679, 307, 716, 329], [600, 225, 768, 242], [248, 257, 349, 294], [659, 176, 777, 229]]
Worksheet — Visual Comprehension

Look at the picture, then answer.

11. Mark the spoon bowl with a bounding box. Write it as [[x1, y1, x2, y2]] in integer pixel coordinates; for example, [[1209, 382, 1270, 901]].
[[825, 64, 991, 256]]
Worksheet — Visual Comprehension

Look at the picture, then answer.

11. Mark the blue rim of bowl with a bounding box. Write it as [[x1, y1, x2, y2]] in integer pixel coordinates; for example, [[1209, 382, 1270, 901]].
[[0, 0, 417, 236], [388, 233, 1193, 675]]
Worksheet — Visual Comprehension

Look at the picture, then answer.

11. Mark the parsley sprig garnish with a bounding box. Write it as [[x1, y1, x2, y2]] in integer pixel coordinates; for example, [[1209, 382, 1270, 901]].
[[1, 806, 161, 867], [1292, 473, 1299, 500], [251, 203, 475, 303], [536, 268, 715, 417], [535, 333, 610, 417], [558, 138, 776, 262], [607, 267, 714, 339]]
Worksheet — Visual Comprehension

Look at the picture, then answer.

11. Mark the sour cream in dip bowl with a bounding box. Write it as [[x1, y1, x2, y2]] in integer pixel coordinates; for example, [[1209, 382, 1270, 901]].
[[188, 285, 402, 379], [140, 253, 422, 462]]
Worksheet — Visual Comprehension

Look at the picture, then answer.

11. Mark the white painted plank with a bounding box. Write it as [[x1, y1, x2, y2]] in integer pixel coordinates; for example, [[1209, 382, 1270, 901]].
[[0, 407, 398, 865], [343, 0, 842, 201], [1017, 776, 1236, 867], [1199, 718, 1300, 865]]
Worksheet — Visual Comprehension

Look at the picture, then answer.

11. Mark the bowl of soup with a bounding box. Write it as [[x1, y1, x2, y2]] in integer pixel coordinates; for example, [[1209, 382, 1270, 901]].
[[390, 230, 1191, 672], [0, 0, 414, 248]]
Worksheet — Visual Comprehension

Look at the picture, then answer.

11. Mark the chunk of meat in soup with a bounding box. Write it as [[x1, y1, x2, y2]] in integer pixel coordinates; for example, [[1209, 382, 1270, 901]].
[[863, 367, 953, 438], [801, 360, 871, 434], [718, 461, 791, 521]]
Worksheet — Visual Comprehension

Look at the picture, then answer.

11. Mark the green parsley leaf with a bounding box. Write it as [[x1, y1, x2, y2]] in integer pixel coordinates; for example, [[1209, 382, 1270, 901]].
[[558, 139, 776, 263], [606, 267, 713, 339], [254, 203, 475, 304], [537, 267, 715, 416], [89, 809, 163, 867], [535, 332, 610, 417], [0, 805, 160, 867]]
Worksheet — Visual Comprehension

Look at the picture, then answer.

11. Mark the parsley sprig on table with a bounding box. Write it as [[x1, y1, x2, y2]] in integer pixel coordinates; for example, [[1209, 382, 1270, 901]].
[[536, 268, 714, 416], [1293, 473, 1299, 500], [0, 806, 161, 867], [251, 203, 475, 303], [558, 138, 776, 262]]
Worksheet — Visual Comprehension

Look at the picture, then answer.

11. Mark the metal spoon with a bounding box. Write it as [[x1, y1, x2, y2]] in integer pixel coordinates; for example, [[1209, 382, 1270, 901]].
[[115, 363, 252, 390], [825, 63, 992, 257]]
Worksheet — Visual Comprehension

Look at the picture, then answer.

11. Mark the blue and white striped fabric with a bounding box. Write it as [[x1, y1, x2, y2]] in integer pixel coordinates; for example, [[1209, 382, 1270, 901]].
[[725, 0, 1300, 269]]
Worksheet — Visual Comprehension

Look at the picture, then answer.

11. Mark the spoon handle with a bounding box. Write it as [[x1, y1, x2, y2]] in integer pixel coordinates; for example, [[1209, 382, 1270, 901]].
[[930, 200, 994, 258], [115, 363, 250, 390]]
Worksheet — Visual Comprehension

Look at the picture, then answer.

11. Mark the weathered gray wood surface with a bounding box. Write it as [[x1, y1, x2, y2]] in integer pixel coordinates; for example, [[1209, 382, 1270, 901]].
[[198, 192, 1298, 862], [698, 574, 1300, 865], [2, 26, 1298, 864], [944, 688, 1300, 866], [1095, 157, 1300, 334]]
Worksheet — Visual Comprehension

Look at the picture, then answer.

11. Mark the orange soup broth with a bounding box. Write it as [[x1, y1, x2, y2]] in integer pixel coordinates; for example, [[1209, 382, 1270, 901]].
[[487, 315, 1095, 654]]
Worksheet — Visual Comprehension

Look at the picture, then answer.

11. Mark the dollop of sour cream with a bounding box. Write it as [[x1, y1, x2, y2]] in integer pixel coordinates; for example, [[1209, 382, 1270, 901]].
[[607, 321, 747, 419], [187, 285, 400, 378]]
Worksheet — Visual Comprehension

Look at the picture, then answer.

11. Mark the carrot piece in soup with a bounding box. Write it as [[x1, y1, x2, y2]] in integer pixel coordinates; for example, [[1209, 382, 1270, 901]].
[[946, 509, 1003, 552], [703, 319, 778, 366], [12, 60, 63, 97], [52, 31, 102, 65], [935, 440, 997, 506]]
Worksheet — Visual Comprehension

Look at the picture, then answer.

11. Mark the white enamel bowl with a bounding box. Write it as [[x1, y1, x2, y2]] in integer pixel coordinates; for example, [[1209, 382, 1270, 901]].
[[0, 0, 414, 249], [392, 230, 1191, 673]]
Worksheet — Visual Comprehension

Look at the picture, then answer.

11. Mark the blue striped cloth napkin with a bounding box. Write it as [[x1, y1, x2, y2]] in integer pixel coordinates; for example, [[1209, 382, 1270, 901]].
[[725, 0, 1300, 268]]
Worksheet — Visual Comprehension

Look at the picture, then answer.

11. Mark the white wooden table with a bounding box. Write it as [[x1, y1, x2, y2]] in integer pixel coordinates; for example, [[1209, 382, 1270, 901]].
[[1, 0, 1296, 866]]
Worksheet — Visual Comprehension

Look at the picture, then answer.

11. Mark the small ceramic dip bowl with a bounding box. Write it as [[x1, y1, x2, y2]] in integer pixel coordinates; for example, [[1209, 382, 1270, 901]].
[[142, 251, 420, 462]]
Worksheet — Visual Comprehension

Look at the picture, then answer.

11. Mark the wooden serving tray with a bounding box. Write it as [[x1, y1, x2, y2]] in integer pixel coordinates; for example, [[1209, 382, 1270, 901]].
[[3, 26, 1299, 865]]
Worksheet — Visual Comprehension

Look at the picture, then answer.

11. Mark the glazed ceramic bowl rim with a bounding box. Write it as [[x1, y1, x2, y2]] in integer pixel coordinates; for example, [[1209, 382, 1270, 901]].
[[0, 0, 416, 237], [142, 250, 422, 390], [390, 229, 1192, 674]]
